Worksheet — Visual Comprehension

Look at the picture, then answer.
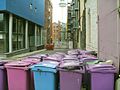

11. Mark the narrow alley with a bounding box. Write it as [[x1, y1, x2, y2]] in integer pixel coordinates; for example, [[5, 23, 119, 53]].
[[0, 0, 120, 90]]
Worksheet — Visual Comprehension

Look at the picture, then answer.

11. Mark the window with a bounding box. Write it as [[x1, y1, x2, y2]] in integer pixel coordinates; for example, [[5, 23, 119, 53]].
[[12, 16, 25, 51], [0, 13, 9, 53], [0, 14, 4, 31], [41, 28, 46, 45], [36, 26, 41, 46]]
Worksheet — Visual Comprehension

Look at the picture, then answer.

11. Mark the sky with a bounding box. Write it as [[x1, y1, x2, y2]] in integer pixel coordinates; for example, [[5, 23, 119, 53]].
[[51, 0, 72, 23]]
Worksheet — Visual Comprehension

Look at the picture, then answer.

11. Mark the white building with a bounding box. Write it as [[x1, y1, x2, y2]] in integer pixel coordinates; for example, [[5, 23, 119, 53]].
[[86, 0, 98, 53]]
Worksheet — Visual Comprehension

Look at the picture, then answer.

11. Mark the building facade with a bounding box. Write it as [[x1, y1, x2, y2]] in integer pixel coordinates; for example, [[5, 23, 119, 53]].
[[0, 0, 45, 58], [79, 0, 86, 49], [61, 22, 66, 41], [52, 22, 61, 43], [67, 0, 80, 49], [67, 5, 72, 42], [44, 0, 53, 44], [86, 0, 98, 52], [98, 0, 120, 69]]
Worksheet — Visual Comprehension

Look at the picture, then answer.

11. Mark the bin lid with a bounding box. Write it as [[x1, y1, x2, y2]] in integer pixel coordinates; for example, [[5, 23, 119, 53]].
[[59, 60, 80, 68], [34, 61, 59, 68], [5, 61, 31, 67], [63, 57, 78, 61], [68, 50, 79, 55], [79, 55, 97, 59], [21, 58, 40, 64], [79, 50, 93, 55], [87, 64, 117, 73], [80, 57, 98, 63], [31, 61, 59, 73], [89, 64, 115, 69], [0, 60, 10, 66], [44, 56, 63, 62], [58, 60, 84, 73], [28, 54, 48, 58], [51, 53, 65, 58], [0, 62, 6, 66], [86, 60, 99, 65]]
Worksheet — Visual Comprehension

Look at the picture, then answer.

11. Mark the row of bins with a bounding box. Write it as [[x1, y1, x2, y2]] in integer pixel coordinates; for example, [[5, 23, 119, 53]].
[[0, 49, 118, 90], [30, 59, 116, 90]]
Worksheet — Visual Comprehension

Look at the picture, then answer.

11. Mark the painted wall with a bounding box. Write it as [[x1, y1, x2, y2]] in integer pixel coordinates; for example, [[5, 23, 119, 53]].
[[98, 0, 119, 69], [86, 0, 98, 52], [0, 0, 44, 26], [0, 0, 6, 10]]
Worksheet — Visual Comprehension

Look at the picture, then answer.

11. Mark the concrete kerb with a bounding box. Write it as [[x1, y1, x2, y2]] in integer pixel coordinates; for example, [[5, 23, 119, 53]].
[[7, 49, 46, 60]]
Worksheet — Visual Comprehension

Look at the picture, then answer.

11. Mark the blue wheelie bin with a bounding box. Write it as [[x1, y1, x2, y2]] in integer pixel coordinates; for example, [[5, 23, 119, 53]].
[[31, 61, 59, 90]]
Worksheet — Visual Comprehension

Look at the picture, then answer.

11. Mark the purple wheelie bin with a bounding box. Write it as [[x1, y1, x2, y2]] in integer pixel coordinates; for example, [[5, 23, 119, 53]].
[[5, 61, 32, 90], [59, 61, 84, 90], [87, 64, 116, 90], [0, 60, 9, 90]]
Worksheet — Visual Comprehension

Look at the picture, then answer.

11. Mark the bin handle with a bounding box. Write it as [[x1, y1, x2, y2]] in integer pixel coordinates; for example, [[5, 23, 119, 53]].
[[37, 68, 42, 72]]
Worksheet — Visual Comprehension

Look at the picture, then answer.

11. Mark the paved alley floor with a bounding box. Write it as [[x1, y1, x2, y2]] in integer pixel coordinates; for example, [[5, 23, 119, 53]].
[[7, 48, 69, 60]]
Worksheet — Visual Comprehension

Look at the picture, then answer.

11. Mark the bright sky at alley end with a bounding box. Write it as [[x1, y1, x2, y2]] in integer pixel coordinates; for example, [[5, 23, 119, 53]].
[[51, 0, 72, 23]]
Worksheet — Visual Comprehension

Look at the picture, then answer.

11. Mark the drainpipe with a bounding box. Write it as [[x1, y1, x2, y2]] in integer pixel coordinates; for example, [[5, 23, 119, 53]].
[[117, 0, 120, 72], [25, 21, 28, 49], [9, 14, 13, 53], [35, 24, 37, 47], [97, 0, 99, 58]]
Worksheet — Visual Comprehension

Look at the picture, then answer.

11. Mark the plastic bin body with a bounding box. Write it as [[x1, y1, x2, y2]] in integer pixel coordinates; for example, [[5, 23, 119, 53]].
[[5, 61, 31, 90], [116, 77, 120, 90], [7, 68, 29, 90], [33, 70, 57, 90], [59, 70, 82, 90], [91, 72, 114, 90], [31, 61, 59, 90], [0, 61, 9, 90], [0, 66, 6, 90], [0, 67, 4, 90]]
